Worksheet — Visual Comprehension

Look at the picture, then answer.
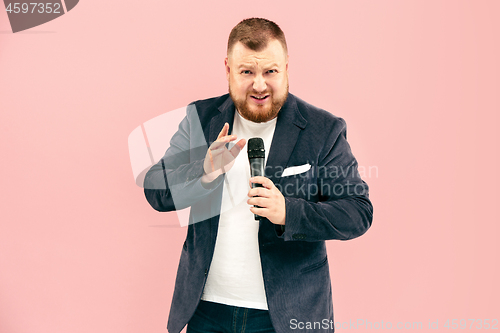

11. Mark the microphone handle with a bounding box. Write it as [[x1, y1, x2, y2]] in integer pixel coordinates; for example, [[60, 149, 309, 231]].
[[250, 158, 265, 220]]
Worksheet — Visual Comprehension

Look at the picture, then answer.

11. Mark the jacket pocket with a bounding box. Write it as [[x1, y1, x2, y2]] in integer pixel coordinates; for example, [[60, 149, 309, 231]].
[[300, 256, 328, 273]]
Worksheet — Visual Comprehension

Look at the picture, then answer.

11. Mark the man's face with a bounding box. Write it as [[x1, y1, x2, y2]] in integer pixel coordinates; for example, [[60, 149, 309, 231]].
[[226, 39, 289, 123]]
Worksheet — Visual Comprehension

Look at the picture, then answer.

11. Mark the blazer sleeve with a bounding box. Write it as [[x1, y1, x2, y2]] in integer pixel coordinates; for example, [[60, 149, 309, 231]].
[[278, 117, 373, 241], [143, 105, 223, 212]]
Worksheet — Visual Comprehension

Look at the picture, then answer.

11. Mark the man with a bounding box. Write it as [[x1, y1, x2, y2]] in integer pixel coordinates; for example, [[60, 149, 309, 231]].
[[144, 18, 373, 333]]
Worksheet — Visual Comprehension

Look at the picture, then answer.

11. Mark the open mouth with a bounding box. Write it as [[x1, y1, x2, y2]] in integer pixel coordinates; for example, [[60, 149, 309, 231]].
[[251, 95, 269, 101]]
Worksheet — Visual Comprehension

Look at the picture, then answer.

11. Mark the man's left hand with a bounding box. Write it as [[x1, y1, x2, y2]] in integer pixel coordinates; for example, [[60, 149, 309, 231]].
[[248, 176, 286, 225]]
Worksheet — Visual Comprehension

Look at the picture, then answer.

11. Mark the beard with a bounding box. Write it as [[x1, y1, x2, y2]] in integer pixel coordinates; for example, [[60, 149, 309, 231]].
[[229, 82, 289, 123]]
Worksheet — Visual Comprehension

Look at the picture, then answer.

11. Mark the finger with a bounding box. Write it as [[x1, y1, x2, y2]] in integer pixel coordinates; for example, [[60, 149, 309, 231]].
[[247, 196, 270, 207], [219, 134, 236, 142], [229, 139, 246, 157], [207, 146, 227, 160], [210, 142, 228, 152], [217, 123, 228, 139], [248, 187, 271, 198], [207, 149, 215, 172], [236, 138, 246, 149], [250, 176, 273, 189], [250, 206, 268, 218], [217, 123, 229, 140], [210, 136, 234, 151], [215, 134, 235, 144]]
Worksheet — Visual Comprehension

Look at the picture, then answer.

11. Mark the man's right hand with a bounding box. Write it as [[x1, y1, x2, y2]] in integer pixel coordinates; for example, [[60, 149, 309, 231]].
[[201, 122, 246, 185]]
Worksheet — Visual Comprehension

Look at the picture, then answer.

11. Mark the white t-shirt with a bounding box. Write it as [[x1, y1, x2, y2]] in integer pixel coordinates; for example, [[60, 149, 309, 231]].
[[200, 110, 277, 310]]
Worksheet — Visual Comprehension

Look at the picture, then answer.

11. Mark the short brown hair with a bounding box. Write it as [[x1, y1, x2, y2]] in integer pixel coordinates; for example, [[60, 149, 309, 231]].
[[227, 18, 288, 56]]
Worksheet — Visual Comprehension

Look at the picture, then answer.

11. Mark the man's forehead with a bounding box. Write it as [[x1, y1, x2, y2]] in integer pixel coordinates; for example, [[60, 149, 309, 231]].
[[228, 40, 287, 65]]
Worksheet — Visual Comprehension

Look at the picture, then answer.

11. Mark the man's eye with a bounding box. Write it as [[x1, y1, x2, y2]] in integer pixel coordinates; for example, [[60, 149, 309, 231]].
[[241, 70, 252, 74], [267, 69, 277, 74]]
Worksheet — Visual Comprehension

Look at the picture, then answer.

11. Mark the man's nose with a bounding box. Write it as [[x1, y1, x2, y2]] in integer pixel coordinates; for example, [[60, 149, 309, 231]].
[[253, 75, 267, 93]]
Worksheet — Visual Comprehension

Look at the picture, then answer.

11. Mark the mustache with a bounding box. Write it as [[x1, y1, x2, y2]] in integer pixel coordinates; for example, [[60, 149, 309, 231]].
[[248, 91, 271, 95]]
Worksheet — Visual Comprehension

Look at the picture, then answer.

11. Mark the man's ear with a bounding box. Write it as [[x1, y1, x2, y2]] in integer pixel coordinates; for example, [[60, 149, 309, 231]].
[[286, 54, 289, 71], [225, 57, 230, 81]]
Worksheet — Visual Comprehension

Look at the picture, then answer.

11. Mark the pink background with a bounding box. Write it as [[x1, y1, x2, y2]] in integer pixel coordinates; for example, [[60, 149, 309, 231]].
[[1, 1, 499, 332]]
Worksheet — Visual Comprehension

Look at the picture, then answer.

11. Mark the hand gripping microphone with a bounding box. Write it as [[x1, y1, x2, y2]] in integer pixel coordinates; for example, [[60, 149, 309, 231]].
[[247, 138, 265, 220]]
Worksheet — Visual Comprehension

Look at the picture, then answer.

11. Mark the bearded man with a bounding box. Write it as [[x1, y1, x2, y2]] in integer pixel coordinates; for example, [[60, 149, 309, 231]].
[[144, 18, 373, 333]]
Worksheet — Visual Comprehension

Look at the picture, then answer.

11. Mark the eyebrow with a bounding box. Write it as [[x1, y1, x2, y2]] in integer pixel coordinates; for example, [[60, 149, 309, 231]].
[[237, 63, 280, 70], [237, 64, 255, 69]]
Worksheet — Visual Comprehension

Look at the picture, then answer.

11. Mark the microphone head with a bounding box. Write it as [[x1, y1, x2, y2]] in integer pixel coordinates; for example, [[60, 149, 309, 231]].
[[247, 137, 265, 159]]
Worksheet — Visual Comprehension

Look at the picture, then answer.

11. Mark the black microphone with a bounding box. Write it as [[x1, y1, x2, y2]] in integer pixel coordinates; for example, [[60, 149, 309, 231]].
[[247, 138, 265, 220]]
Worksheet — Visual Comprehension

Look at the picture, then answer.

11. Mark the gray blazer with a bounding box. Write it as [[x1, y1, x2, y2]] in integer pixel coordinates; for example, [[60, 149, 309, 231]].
[[144, 93, 373, 333]]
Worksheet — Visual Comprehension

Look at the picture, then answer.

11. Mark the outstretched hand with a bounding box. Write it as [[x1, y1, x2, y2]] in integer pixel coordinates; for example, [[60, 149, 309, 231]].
[[201, 123, 246, 185]]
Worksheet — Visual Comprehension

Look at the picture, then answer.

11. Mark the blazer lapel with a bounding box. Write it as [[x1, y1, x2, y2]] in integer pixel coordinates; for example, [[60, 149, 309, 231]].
[[208, 96, 236, 237], [209, 96, 236, 145], [265, 94, 307, 185]]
